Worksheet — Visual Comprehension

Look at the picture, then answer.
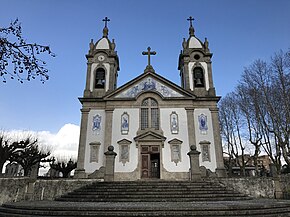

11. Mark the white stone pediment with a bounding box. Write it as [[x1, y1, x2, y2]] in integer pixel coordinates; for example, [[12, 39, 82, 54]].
[[114, 76, 185, 98], [134, 131, 166, 143]]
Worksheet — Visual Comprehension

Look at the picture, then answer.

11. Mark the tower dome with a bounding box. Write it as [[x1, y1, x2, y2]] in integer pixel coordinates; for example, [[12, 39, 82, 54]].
[[188, 36, 203, 49], [94, 17, 113, 50], [95, 38, 110, 50], [186, 16, 203, 49]]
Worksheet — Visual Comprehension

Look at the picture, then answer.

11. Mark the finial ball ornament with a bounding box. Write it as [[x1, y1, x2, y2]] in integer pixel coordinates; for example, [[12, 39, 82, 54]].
[[190, 145, 197, 151]]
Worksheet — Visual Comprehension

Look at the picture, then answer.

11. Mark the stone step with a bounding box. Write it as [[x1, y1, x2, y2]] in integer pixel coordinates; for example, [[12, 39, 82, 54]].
[[56, 180, 248, 203], [90, 181, 215, 185], [62, 192, 246, 198], [71, 191, 241, 197], [56, 196, 251, 202], [78, 182, 234, 191], [80, 187, 228, 193], [1, 200, 290, 217], [89, 181, 217, 187], [84, 184, 225, 188]]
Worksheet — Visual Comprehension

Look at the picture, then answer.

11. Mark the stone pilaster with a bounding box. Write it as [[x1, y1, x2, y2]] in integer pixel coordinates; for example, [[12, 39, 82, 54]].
[[210, 107, 226, 177], [74, 108, 89, 178], [85, 62, 92, 92], [184, 59, 191, 91], [104, 146, 117, 181], [104, 109, 114, 152], [187, 145, 201, 181], [186, 108, 196, 148]]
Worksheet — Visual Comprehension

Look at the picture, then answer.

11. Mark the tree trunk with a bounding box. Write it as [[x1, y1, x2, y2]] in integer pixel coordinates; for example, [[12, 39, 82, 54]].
[[0, 160, 5, 176]]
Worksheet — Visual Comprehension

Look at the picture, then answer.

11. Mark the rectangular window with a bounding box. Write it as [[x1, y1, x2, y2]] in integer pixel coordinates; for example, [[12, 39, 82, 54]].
[[90, 143, 100, 163], [151, 108, 159, 129], [202, 144, 211, 162], [119, 145, 130, 165], [141, 108, 148, 130], [172, 145, 181, 162]]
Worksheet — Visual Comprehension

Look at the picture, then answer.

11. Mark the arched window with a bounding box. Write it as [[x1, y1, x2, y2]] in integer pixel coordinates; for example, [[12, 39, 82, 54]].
[[193, 67, 205, 88], [95, 68, 105, 89], [141, 98, 159, 130]]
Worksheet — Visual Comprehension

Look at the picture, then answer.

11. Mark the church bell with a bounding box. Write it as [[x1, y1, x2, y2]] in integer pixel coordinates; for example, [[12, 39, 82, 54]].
[[196, 78, 202, 85], [96, 79, 103, 86]]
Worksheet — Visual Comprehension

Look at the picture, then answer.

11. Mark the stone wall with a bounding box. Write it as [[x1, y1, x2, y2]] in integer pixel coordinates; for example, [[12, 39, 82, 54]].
[[215, 176, 290, 199], [215, 177, 276, 198], [0, 177, 30, 205], [1, 176, 290, 205], [280, 174, 290, 198], [0, 178, 100, 205]]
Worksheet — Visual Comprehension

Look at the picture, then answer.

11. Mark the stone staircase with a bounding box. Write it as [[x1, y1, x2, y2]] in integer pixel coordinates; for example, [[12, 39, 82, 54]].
[[1, 180, 290, 216], [56, 180, 250, 202]]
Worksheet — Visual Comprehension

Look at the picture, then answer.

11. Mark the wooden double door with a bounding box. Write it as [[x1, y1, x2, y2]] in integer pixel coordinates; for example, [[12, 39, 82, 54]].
[[141, 145, 160, 179]]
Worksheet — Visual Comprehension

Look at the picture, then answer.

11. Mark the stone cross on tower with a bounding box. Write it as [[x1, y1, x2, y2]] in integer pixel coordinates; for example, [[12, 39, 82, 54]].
[[187, 16, 195, 36], [187, 16, 194, 27], [102, 17, 110, 38], [102, 17, 110, 28]]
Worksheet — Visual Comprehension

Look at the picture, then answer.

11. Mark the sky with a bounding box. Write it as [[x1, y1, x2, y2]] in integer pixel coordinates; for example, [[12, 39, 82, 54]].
[[0, 0, 289, 159]]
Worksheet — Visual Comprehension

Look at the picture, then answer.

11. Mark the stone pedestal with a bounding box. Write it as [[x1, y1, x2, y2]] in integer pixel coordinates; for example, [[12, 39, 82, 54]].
[[74, 169, 87, 179], [104, 146, 117, 182], [29, 162, 40, 179], [274, 177, 283, 199], [270, 163, 278, 178], [215, 167, 227, 177], [187, 145, 201, 181], [25, 179, 36, 201]]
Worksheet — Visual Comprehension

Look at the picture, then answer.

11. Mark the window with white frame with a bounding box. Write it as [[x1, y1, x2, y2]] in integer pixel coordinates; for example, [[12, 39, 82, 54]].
[[168, 138, 183, 165], [89, 142, 101, 163], [200, 140, 211, 162], [117, 139, 132, 165], [141, 98, 159, 130]]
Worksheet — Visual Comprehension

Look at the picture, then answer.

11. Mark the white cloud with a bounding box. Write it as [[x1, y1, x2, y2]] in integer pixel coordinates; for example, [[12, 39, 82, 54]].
[[5, 123, 80, 160], [2, 124, 80, 174], [39, 123, 80, 159]]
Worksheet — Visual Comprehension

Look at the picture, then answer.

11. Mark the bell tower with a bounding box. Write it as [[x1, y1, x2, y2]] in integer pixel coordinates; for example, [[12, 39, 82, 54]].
[[84, 17, 120, 98], [178, 17, 215, 97]]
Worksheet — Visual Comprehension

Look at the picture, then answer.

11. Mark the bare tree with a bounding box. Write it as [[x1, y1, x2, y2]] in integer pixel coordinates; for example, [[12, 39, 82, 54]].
[[236, 84, 263, 174], [0, 19, 55, 83], [219, 93, 249, 176], [9, 137, 51, 176], [0, 132, 29, 175], [241, 52, 290, 172], [219, 49, 290, 175], [270, 51, 290, 165], [50, 157, 77, 178]]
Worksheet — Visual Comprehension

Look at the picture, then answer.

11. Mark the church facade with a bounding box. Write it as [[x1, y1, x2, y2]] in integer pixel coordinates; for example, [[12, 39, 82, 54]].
[[75, 17, 225, 180]]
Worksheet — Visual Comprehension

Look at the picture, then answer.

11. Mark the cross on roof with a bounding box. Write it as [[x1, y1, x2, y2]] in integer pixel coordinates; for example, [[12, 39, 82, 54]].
[[142, 47, 156, 66], [102, 17, 110, 28], [187, 16, 194, 27]]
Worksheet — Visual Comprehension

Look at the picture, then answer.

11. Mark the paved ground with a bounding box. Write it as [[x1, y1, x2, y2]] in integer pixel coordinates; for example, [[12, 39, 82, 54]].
[[3, 199, 290, 210]]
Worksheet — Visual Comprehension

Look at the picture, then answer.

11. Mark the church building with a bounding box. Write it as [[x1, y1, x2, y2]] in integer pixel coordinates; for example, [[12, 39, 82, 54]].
[[75, 17, 225, 180]]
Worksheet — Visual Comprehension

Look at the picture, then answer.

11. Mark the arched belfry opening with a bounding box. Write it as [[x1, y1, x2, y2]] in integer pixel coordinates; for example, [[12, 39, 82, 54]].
[[193, 67, 205, 88], [95, 68, 106, 89]]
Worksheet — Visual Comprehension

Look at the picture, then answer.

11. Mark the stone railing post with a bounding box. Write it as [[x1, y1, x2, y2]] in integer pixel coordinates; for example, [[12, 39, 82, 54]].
[[270, 163, 283, 199], [104, 146, 117, 181], [187, 145, 201, 181]]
